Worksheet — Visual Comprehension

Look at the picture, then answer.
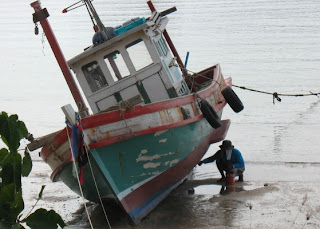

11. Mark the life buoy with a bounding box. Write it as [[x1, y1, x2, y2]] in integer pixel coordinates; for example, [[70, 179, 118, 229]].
[[199, 99, 221, 129], [221, 87, 244, 113]]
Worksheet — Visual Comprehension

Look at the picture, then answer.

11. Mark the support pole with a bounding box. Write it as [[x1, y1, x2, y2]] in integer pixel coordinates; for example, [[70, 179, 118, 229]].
[[147, 0, 188, 76], [31, 1, 89, 118]]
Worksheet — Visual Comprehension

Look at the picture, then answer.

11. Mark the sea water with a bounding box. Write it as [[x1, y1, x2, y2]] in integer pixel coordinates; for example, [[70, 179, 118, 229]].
[[0, 0, 319, 227]]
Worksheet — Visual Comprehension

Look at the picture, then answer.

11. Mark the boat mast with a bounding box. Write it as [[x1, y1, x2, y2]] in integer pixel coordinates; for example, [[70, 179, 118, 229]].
[[83, 0, 114, 39], [31, 0, 89, 118]]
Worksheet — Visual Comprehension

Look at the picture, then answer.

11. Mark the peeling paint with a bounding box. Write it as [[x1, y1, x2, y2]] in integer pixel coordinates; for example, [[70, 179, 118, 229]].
[[138, 149, 148, 157], [137, 152, 175, 162], [154, 130, 168, 136], [151, 171, 160, 176], [143, 162, 161, 169], [159, 138, 167, 143], [164, 158, 179, 167], [130, 173, 147, 178], [136, 154, 161, 162], [170, 159, 179, 167]]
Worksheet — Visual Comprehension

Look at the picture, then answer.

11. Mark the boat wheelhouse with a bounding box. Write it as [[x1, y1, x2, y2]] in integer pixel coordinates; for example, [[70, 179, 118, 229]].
[[68, 13, 190, 114]]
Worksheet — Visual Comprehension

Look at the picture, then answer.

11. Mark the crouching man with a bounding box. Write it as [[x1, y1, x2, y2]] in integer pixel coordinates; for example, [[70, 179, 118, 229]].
[[198, 140, 245, 182]]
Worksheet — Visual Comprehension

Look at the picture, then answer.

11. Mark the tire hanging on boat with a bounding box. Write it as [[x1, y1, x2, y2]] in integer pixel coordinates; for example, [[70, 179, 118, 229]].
[[221, 86, 244, 113], [199, 99, 221, 129]]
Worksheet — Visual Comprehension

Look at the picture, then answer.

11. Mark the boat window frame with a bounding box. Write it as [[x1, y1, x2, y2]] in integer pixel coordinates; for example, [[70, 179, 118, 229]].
[[81, 61, 108, 93], [125, 38, 154, 72], [103, 50, 130, 82]]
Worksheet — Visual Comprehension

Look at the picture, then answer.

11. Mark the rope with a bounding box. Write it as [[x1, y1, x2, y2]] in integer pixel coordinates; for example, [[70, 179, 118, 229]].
[[66, 126, 94, 229], [120, 99, 134, 110], [232, 84, 320, 104], [179, 63, 320, 104], [74, 117, 112, 229], [83, 144, 112, 229]]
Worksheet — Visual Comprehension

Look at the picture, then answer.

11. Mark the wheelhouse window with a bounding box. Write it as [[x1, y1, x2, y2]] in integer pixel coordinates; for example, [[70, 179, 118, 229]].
[[126, 39, 153, 71], [104, 51, 130, 82], [82, 61, 108, 93]]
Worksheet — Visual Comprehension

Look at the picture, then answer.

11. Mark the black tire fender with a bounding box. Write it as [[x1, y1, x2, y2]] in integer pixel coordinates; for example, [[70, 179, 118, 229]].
[[221, 86, 244, 113], [199, 99, 221, 129]]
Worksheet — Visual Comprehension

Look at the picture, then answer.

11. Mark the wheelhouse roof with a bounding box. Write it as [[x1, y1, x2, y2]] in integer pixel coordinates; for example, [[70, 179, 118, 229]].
[[67, 23, 150, 66]]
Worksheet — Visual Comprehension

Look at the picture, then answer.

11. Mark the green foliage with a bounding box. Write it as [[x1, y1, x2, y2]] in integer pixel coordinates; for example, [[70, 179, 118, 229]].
[[0, 111, 28, 152], [0, 111, 66, 228], [0, 148, 9, 165], [37, 185, 46, 200], [21, 149, 32, 177], [0, 184, 24, 225], [23, 209, 66, 229]]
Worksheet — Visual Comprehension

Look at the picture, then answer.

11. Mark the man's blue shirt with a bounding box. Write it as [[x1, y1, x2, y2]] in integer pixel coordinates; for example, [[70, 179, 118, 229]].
[[202, 148, 245, 168]]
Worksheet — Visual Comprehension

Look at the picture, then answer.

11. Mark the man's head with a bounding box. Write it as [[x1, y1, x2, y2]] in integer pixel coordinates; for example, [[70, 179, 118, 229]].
[[219, 140, 234, 150]]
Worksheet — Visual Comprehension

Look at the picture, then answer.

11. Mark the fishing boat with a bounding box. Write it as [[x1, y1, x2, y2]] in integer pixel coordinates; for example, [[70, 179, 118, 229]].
[[29, 0, 243, 224]]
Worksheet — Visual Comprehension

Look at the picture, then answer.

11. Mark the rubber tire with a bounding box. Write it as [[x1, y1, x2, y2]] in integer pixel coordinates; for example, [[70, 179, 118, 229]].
[[199, 99, 221, 129], [221, 87, 244, 113]]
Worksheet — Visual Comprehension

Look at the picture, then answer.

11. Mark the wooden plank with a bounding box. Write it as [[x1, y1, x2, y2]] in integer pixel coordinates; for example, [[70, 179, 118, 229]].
[[61, 104, 76, 125], [27, 130, 60, 151]]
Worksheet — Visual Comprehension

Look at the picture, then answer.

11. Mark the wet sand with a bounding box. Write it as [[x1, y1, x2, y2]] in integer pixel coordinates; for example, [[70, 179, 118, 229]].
[[57, 161, 320, 228]]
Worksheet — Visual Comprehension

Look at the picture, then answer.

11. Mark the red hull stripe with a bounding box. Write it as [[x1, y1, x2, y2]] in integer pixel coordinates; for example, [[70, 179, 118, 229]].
[[89, 115, 203, 149], [89, 99, 226, 149], [42, 100, 226, 160], [120, 126, 216, 213], [81, 74, 222, 130]]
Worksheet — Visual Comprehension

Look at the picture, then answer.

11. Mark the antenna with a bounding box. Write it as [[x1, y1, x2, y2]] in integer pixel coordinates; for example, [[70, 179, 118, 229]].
[[62, 0, 114, 40], [62, 0, 85, 13]]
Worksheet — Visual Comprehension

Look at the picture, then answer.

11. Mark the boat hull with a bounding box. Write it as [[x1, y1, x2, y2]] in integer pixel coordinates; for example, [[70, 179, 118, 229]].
[[53, 118, 230, 224], [40, 65, 231, 224], [52, 157, 114, 202], [119, 119, 227, 223]]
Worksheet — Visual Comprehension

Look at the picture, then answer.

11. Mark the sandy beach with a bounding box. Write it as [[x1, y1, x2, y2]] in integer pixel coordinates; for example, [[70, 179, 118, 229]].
[[22, 157, 320, 229]]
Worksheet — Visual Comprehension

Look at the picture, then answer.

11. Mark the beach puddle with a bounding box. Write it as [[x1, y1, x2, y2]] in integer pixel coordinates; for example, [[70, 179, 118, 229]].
[[192, 184, 221, 196]]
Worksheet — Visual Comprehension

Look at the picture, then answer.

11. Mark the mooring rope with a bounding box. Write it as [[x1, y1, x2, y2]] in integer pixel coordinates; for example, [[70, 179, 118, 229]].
[[75, 118, 112, 229], [82, 142, 112, 229], [179, 64, 320, 104], [232, 84, 320, 104], [65, 126, 94, 229]]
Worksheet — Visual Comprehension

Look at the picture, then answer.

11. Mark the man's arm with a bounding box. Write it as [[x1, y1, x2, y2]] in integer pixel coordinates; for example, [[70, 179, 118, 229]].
[[198, 150, 221, 165]]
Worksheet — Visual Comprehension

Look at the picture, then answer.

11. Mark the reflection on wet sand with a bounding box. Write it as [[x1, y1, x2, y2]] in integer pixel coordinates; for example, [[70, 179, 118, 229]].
[[66, 162, 320, 228], [66, 174, 279, 229]]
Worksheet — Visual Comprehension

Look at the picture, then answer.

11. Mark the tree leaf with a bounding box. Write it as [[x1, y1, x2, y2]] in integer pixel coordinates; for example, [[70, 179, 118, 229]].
[[9, 188, 24, 220], [1, 152, 22, 190], [0, 112, 28, 152], [9, 153, 22, 191], [1, 163, 14, 186], [0, 148, 9, 166], [21, 148, 32, 177], [23, 208, 66, 229], [38, 185, 46, 200], [0, 184, 16, 224], [0, 222, 24, 229], [11, 223, 25, 229], [0, 184, 24, 225]]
